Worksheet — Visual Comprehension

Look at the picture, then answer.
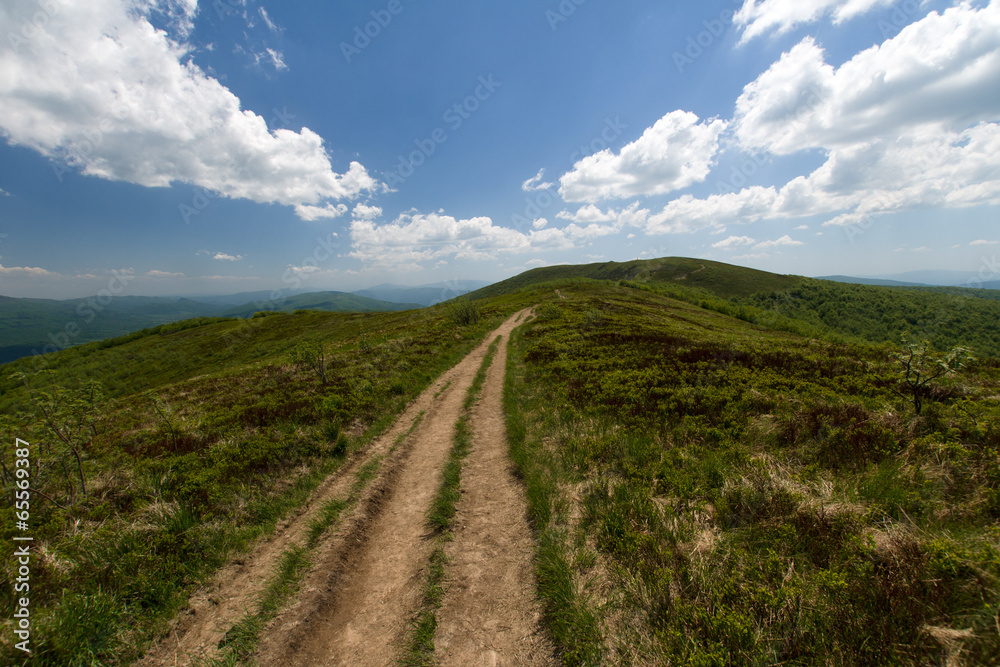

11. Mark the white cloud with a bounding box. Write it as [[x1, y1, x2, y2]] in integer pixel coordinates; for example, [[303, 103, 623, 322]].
[[641, 4, 1000, 237], [259, 7, 281, 33], [735, 0, 894, 44], [532, 218, 549, 230], [712, 235, 757, 249], [735, 5, 1000, 154], [557, 205, 617, 224], [755, 235, 803, 249], [522, 169, 554, 192], [258, 47, 288, 72], [0, 188, 10, 197], [145, 269, 185, 278], [559, 111, 727, 203], [295, 203, 349, 221], [0, 263, 60, 277], [352, 203, 383, 221], [0, 0, 377, 221], [646, 186, 779, 234], [349, 210, 625, 268], [213, 253, 243, 262], [971, 239, 999, 246]]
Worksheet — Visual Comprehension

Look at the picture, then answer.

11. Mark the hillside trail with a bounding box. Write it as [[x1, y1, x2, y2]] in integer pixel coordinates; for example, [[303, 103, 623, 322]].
[[251, 307, 551, 666], [434, 310, 556, 666], [137, 309, 538, 666]]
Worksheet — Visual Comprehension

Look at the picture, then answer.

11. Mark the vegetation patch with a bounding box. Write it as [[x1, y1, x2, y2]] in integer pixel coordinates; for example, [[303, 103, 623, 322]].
[[505, 284, 1000, 665]]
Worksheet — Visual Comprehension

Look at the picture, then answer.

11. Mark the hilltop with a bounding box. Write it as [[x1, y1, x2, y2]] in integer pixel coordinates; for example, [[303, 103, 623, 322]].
[[1, 261, 998, 665]]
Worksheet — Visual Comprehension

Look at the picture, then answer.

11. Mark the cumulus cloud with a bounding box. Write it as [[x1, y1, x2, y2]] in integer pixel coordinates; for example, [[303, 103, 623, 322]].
[[639, 3, 1000, 236], [712, 235, 757, 249], [559, 111, 727, 203], [0, 0, 377, 220], [213, 253, 243, 262], [0, 263, 60, 277], [646, 186, 779, 235], [755, 235, 803, 249], [735, 5, 1000, 154], [522, 169, 554, 192], [735, 0, 894, 44], [349, 210, 626, 267], [352, 203, 383, 220], [295, 203, 349, 221], [145, 269, 185, 277]]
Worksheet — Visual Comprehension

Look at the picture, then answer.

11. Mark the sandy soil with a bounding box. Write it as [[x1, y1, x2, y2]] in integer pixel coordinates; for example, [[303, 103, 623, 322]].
[[137, 309, 550, 666], [252, 309, 541, 666], [434, 311, 556, 666]]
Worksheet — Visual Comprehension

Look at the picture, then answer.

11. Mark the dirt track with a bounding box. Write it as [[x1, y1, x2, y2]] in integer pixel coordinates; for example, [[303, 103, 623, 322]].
[[140, 309, 550, 665]]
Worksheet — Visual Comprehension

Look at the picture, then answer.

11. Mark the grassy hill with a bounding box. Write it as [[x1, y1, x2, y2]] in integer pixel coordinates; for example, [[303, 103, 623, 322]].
[[0, 291, 531, 664], [471, 258, 802, 300], [0, 292, 420, 365], [220, 291, 420, 318], [472, 258, 1000, 357], [504, 282, 1000, 664], [1, 264, 998, 664]]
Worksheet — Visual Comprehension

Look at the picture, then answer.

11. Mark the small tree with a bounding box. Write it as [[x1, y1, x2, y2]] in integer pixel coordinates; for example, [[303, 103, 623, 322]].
[[290, 342, 328, 384], [11, 371, 105, 499], [890, 338, 972, 415]]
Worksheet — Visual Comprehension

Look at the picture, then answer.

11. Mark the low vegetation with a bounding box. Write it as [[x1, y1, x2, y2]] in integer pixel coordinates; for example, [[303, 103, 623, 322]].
[[2, 257, 999, 665], [505, 283, 1000, 665], [0, 300, 523, 664]]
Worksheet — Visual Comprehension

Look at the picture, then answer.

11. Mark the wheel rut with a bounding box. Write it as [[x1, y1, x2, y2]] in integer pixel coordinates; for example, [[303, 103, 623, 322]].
[[252, 309, 543, 666]]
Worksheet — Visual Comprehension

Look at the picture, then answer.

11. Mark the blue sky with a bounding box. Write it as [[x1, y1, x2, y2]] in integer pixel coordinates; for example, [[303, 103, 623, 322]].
[[1, 0, 998, 298]]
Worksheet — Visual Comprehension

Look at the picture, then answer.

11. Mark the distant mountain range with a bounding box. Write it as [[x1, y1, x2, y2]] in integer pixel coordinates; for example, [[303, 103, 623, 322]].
[[0, 280, 487, 365], [819, 272, 1000, 289]]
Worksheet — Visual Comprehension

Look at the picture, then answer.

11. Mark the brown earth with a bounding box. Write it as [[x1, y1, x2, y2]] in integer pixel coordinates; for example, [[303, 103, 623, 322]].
[[137, 309, 549, 666], [434, 311, 556, 666], [245, 308, 549, 666]]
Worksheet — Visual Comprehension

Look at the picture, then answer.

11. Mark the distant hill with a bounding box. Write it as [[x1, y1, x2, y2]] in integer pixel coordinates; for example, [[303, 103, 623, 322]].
[[352, 280, 490, 307], [221, 291, 420, 318], [817, 275, 931, 287], [0, 291, 419, 365], [470, 257, 802, 300], [468, 257, 1000, 356]]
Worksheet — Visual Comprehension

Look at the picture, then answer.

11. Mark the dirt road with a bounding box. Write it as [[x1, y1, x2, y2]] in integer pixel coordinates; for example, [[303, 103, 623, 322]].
[[434, 312, 555, 666], [140, 309, 552, 665]]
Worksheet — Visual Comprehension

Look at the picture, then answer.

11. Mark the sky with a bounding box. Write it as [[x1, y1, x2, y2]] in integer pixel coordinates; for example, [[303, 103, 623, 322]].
[[0, 0, 999, 299]]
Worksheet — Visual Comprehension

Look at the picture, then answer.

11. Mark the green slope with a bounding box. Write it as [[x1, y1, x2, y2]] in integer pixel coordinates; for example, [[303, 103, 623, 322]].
[[0, 291, 422, 366], [2, 270, 998, 664], [470, 257, 803, 300], [0, 291, 531, 664], [504, 282, 1000, 664], [220, 291, 421, 318], [469, 257, 1000, 357]]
